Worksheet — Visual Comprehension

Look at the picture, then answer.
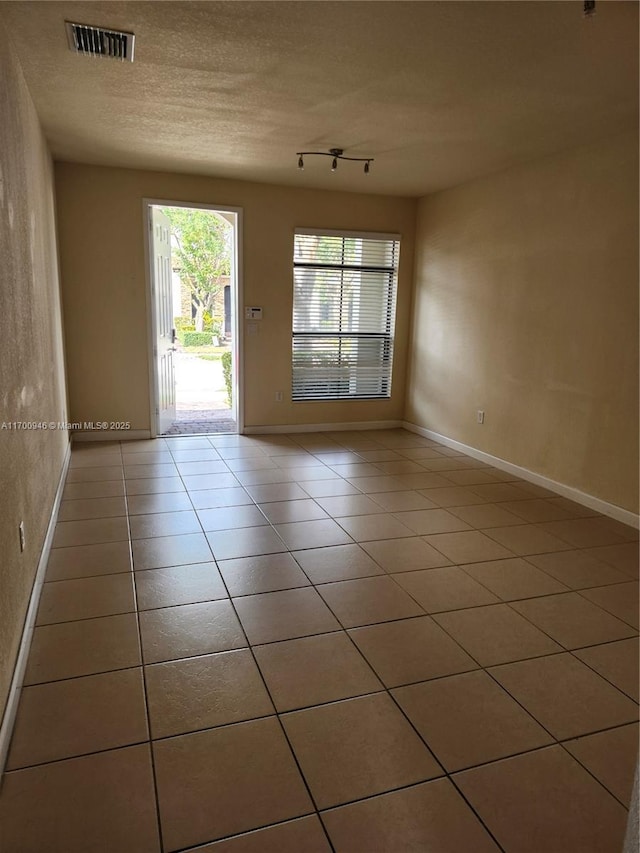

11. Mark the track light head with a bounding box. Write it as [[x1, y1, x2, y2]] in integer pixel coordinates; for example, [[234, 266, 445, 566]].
[[364, 161, 370, 175], [298, 155, 304, 170], [331, 157, 338, 172]]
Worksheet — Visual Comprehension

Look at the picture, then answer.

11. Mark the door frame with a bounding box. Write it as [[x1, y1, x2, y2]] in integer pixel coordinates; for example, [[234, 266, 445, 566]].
[[143, 198, 244, 437]]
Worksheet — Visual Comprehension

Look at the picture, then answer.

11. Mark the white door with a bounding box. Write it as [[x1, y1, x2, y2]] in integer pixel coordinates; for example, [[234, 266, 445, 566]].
[[151, 207, 176, 434]]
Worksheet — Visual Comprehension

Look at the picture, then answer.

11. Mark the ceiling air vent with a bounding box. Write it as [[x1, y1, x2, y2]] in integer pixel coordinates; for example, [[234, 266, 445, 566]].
[[65, 21, 135, 62]]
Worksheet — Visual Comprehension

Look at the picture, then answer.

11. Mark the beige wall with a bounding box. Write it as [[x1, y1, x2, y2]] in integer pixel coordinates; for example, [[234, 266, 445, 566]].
[[0, 25, 68, 718], [406, 131, 639, 513], [54, 164, 416, 430]]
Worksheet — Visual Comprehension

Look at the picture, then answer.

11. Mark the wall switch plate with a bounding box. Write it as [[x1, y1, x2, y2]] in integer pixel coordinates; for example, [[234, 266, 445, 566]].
[[477, 410, 485, 424], [244, 307, 263, 320]]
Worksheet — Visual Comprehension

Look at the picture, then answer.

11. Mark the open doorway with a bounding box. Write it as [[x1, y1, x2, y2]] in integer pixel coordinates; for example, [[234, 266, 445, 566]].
[[145, 201, 242, 436]]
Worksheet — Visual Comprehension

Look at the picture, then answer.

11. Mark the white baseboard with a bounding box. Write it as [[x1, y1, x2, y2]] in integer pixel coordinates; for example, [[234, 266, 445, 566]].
[[72, 429, 151, 442], [0, 439, 72, 779], [243, 420, 403, 435], [403, 421, 639, 529]]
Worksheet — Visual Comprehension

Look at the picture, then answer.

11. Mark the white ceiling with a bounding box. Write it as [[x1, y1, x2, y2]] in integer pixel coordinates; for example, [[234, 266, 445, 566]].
[[2, 1, 638, 197]]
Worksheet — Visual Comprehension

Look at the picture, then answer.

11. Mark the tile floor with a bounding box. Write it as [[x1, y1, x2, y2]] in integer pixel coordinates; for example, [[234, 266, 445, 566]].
[[1, 428, 638, 852]]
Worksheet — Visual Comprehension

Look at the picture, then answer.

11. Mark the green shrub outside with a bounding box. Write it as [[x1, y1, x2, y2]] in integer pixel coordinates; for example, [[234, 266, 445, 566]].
[[221, 351, 232, 407], [175, 317, 195, 345], [202, 312, 224, 338], [174, 317, 195, 332], [175, 314, 223, 339], [182, 331, 215, 347]]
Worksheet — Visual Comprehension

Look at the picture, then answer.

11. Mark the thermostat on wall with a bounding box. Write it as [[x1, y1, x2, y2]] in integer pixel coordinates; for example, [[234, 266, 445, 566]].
[[245, 307, 263, 320]]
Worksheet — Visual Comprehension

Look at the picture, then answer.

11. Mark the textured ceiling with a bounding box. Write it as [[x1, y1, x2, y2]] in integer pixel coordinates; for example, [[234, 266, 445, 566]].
[[1, 1, 638, 197]]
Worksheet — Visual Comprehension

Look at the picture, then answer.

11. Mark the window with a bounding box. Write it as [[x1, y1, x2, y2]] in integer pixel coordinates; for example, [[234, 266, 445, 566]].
[[292, 229, 400, 401]]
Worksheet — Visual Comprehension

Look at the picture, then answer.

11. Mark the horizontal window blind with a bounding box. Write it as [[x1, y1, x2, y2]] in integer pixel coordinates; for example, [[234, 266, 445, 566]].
[[292, 231, 399, 401]]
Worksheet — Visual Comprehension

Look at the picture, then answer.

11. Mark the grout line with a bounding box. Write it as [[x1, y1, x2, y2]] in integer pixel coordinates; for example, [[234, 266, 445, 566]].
[[556, 731, 639, 810], [167, 813, 323, 853], [5, 736, 152, 774], [563, 652, 639, 704], [573, 586, 639, 630], [495, 597, 640, 685], [452, 562, 636, 610], [19, 663, 143, 689], [121, 456, 166, 853]]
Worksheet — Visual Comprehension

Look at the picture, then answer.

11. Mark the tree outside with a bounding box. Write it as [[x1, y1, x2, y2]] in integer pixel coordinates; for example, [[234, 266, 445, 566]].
[[163, 207, 232, 332]]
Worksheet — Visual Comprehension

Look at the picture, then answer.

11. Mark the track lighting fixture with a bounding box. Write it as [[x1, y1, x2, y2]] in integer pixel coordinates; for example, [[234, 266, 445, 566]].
[[295, 148, 374, 175]]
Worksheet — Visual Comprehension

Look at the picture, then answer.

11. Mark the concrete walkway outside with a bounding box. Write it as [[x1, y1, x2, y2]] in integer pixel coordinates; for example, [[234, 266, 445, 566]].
[[163, 351, 236, 434]]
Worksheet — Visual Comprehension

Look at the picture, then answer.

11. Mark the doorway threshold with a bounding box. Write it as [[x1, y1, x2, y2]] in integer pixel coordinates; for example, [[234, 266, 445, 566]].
[[162, 416, 237, 436]]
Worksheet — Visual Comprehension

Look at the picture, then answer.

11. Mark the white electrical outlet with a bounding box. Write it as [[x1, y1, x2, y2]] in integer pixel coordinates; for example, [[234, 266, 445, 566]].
[[275, 391, 283, 402], [477, 410, 485, 424], [19, 521, 25, 552]]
